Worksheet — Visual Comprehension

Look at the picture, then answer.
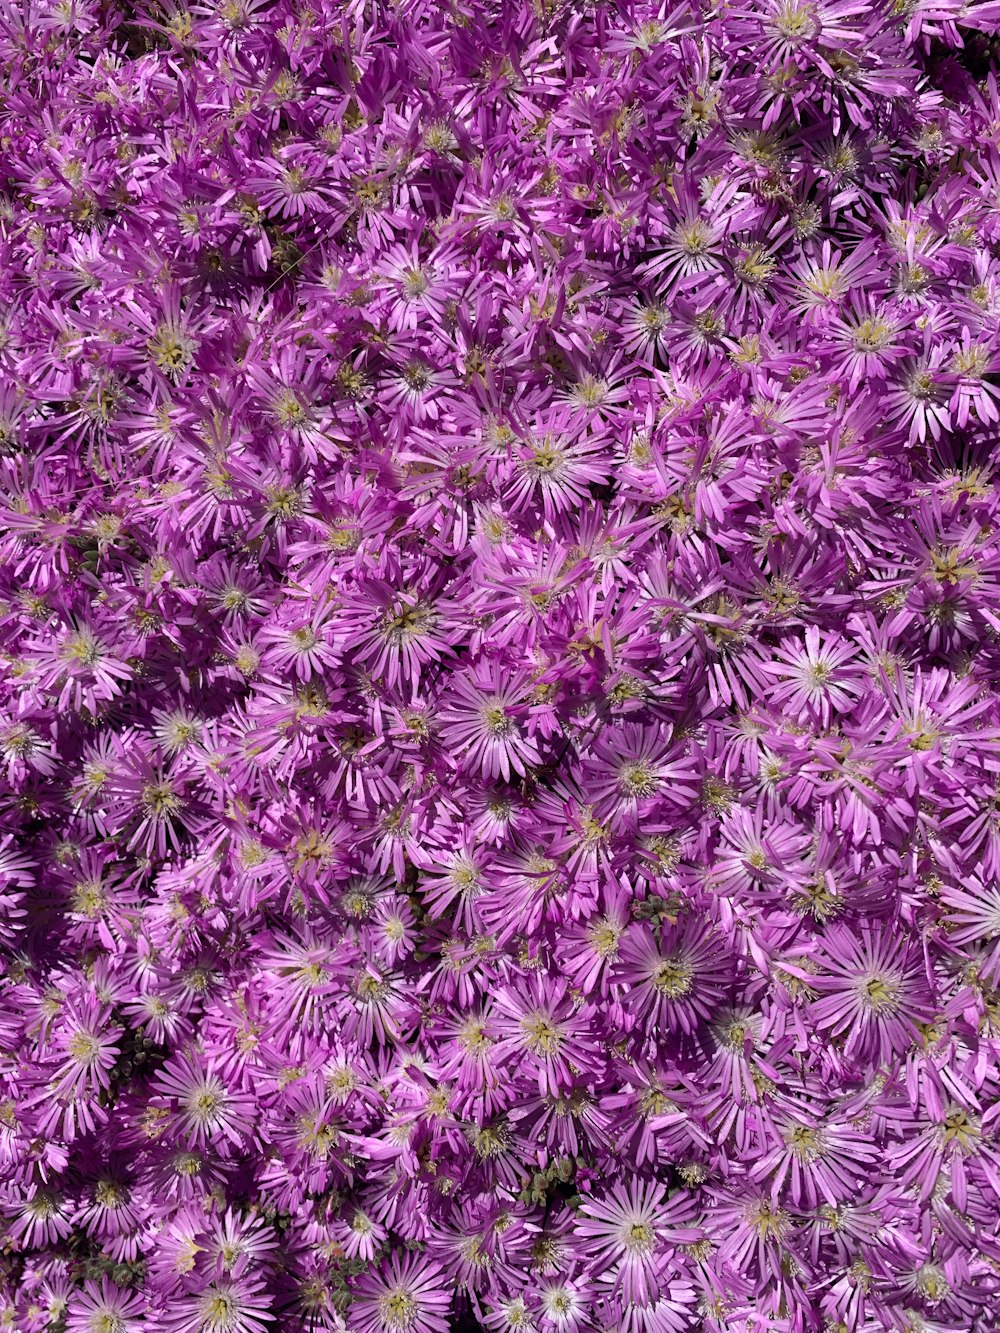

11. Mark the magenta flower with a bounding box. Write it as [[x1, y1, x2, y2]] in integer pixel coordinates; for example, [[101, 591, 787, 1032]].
[[586, 723, 699, 831], [30, 618, 133, 714], [350, 1253, 450, 1333], [153, 1055, 256, 1151], [810, 926, 936, 1065], [438, 662, 541, 781], [166, 1273, 273, 1333], [67, 1278, 146, 1333], [577, 1180, 699, 1306], [760, 627, 863, 725], [493, 975, 600, 1096], [3, 1, 1000, 1328], [618, 919, 729, 1036]]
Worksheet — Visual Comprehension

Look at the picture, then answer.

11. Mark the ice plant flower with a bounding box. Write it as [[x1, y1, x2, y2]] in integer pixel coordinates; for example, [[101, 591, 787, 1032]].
[[439, 663, 542, 781], [66, 1278, 146, 1333], [810, 926, 936, 1065], [350, 1253, 450, 1333], [3, 2, 1000, 1329], [577, 1180, 699, 1305]]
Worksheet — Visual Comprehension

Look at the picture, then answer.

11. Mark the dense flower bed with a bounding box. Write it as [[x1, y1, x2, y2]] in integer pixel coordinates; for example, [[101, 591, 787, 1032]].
[[4, 1, 1000, 1330]]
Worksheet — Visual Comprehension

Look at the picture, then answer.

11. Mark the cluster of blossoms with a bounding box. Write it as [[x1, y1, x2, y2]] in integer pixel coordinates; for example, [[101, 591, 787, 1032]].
[[8, 0, 1000, 1330]]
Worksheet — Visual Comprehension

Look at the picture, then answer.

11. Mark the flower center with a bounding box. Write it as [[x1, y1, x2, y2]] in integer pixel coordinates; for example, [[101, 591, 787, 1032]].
[[784, 1123, 825, 1161], [95, 1313, 126, 1333], [68, 1031, 102, 1065], [851, 317, 894, 352], [481, 702, 513, 736], [458, 1018, 491, 1054], [61, 631, 102, 665], [622, 1219, 656, 1253], [618, 761, 658, 798], [71, 879, 106, 916], [653, 956, 694, 997], [519, 1011, 564, 1056], [745, 1199, 789, 1239], [142, 781, 181, 816], [401, 267, 429, 298], [587, 918, 621, 959], [858, 972, 902, 1014]]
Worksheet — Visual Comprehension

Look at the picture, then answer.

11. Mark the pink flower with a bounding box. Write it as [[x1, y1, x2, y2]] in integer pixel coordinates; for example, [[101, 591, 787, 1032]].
[[811, 926, 936, 1066], [577, 1180, 699, 1306], [760, 627, 863, 724], [67, 1278, 146, 1333], [153, 1055, 256, 1151], [351, 1253, 450, 1333], [439, 662, 541, 782]]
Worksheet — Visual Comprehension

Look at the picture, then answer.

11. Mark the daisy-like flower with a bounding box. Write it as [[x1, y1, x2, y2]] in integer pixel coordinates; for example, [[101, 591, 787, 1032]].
[[0, 713, 56, 780], [153, 1054, 256, 1150], [375, 241, 464, 333], [576, 1180, 699, 1306], [536, 1278, 589, 1332], [438, 662, 541, 781], [7, 1185, 74, 1249], [258, 612, 341, 681], [949, 331, 1000, 429], [760, 626, 863, 724], [557, 355, 636, 419], [825, 297, 909, 390], [586, 723, 699, 831], [346, 572, 456, 689], [200, 557, 271, 623], [255, 153, 328, 219], [0, 833, 31, 946], [712, 804, 810, 898], [31, 620, 133, 713], [811, 926, 936, 1065], [884, 351, 953, 445], [128, 285, 203, 382], [331, 1204, 386, 1263], [435, 1004, 504, 1111], [493, 976, 599, 1096], [937, 876, 1000, 984], [66, 1278, 146, 1333], [750, 1099, 880, 1207], [788, 240, 880, 321], [711, 1187, 799, 1284], [506, 428, 611, 522], [617, 918, 729, 1036], [371, 893, 417, 964], [105, 744, 196, 859], [350, 1252, 450, 1333], [167, 1273, 273, 1333], [620, 296, 671, 361], [420, 840, 493, 933], [484, 1295, 536, 1333], [151, 706, 204, 756], [380, 355, 457, 424], [204, 1207, 281, 1276], [47, 1003, 122, 1101], [560, 889, 632, 996], [74, 1168, 149, 1263], [641, 178, 725, 295]]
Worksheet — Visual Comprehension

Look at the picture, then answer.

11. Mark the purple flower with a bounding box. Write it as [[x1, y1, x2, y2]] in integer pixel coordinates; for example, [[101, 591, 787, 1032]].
[[153, 1055, 256, 1151], [2, 0, 1000, 1327], [67, 1278, 146, 1333], [811, 926, 936, 1065], [350, 1254, 450, 1333], [577, 1180, 699, 1306], [438, 662, 542, 782]]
